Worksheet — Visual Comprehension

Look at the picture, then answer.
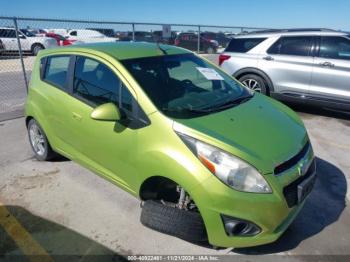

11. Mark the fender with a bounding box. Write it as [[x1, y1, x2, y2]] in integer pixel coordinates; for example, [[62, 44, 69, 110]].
[[233, 67, 275, 93]]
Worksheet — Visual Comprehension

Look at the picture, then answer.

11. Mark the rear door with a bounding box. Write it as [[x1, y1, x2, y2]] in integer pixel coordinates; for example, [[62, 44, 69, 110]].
[[310, 36, 350, 103], [258, 35, 315, 96]]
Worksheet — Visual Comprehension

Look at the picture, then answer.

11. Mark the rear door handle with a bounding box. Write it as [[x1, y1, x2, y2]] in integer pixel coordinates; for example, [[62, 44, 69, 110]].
[[319, 61, 335, 67], [263, 56, 274, 61], [72, 112, 82, 121]]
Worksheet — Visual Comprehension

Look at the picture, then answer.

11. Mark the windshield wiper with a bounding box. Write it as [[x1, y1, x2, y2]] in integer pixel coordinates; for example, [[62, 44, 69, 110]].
[[162, 107, 211, 114], [203, 94, 254, 112]]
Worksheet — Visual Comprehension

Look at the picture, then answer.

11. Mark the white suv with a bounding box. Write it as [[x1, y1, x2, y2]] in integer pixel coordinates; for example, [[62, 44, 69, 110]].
[[65, 29, 117, 43], [219, 29, 350, 112], [0, 28, 57, 55]]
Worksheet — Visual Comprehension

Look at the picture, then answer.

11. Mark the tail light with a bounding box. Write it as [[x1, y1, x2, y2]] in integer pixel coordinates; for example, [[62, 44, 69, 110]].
[[174, 39, 180, 45], [218, 54, 231, 66]]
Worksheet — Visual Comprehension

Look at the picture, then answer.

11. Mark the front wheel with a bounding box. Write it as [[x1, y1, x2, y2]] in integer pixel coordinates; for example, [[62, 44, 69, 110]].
[[239, 74, 268, 95], [141, 200, 207, 243], [27, 119, 56, 161]]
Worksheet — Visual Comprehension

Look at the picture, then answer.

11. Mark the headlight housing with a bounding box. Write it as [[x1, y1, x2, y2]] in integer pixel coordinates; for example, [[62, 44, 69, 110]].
[[177, 133, 272, 193]]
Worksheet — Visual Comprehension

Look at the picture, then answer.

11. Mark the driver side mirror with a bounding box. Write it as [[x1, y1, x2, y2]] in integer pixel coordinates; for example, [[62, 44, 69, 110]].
[[18, 34, 26, 39], [90, 103, 121, 121]]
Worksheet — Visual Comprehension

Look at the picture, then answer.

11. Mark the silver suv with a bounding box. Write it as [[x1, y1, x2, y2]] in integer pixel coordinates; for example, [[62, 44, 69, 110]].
[[219, 29, 350, 111]]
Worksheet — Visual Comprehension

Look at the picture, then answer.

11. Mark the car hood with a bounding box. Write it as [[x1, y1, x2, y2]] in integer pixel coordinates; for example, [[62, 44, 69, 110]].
[[173, 93, 308, 174]]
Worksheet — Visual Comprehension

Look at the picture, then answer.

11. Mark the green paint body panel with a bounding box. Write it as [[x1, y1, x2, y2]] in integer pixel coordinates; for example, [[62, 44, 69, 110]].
[[25, 42, 314, 248]]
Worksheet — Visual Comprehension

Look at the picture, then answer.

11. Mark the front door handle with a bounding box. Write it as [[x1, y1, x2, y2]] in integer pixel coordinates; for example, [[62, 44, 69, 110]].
[[263, 56, 274, 61], [319, 61, 335, 67], [72, 112, 82, 121]]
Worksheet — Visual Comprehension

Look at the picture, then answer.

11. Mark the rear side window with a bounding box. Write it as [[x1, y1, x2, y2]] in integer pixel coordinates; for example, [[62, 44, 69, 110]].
[[319, 36, 350, 60], [268, 36, 313, 56], [43, 56, 70, 90], [225, 38, 266, 53], [73, 56, 133, 111]]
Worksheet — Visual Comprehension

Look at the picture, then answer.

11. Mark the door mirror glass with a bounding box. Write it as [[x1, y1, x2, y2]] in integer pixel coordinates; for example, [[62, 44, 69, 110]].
[[90, 102, 121, 121]]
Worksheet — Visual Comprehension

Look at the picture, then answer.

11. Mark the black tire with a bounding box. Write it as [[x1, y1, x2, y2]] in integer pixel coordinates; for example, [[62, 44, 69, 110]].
[[27, 119, 56, 161], [239, 74, 268, 95], [141, 200, 207, 243], [31, 44, 44, 56]]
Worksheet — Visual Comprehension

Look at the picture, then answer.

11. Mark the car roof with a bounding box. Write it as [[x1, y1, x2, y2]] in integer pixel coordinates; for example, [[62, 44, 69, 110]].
[[39, 41, 191, 60], [233, 29, 348, 38]]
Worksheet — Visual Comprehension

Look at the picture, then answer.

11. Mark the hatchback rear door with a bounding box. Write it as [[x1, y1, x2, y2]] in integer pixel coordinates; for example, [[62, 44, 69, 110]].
[[310, 36, 350, 105]]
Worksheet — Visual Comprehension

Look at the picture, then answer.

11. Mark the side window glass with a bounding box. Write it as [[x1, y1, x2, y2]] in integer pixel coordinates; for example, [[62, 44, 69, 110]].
[[3, 29, 16, 38], [70, 31, 77, 36], [268, 36, 313, 56], [43, 56, 70, 90], [320, 37, 350, 60], [73, 56, 133, 111]]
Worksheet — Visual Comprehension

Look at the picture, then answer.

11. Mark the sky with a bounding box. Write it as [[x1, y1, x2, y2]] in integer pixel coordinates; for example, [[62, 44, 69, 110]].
[[1, 0, 349, 31]]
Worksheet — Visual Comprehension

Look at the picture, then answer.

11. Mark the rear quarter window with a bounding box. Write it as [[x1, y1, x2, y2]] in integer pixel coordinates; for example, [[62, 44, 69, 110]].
[[42, 56, 70, 91], [225, 38, 266, 53]]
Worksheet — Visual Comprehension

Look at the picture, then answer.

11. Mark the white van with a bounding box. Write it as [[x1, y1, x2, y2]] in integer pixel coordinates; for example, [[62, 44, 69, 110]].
[[65, 29, 116, 43]]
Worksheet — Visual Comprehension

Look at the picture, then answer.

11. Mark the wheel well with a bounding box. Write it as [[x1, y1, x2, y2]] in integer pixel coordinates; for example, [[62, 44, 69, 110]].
[[234, 68, 274, 95], [31, 43, 44, 51], [139, 176, 180, 203], [25, 116, 33, 127]]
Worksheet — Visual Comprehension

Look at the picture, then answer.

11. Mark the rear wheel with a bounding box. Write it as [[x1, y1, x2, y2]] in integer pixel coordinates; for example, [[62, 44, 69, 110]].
[[31, 44, 44, 56], [27, 119, 56, 161], [239, 74, 268, 95]]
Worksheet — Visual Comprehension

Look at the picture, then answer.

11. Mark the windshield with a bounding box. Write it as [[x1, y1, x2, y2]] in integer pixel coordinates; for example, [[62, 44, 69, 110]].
[[20, 29, 36, 37], [121, 53, 252, 119]]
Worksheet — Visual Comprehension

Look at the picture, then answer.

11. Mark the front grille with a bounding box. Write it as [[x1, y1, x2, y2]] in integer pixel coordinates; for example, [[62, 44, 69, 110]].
[[274, 141, 310, 175], [283, 159, 316, 208]]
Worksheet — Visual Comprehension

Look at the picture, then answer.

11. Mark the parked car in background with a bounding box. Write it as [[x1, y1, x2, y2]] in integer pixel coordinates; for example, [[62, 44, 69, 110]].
[[26, 28, 48, 37], [119, 31, 155, 42], [46, 29, 69, 36], [65, 29, 117, 43], [219, 28, 350, 112], [225, 32, 237, 39], [45, 33, 79, 46], [0, 27, 57, 55], [200, 32, 231, 48], [87, 28, 115, 38], [152, 30, 178, 44], [174, 32, 218, 53]]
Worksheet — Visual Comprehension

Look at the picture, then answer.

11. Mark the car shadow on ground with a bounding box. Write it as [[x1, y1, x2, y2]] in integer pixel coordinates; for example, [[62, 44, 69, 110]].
[[231, 157, 347, 254], [288, 103, 350, 121], [0, 205, 128, 260]]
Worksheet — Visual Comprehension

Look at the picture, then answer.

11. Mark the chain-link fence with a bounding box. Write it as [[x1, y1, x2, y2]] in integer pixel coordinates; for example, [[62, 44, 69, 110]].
[[0, 16, 269, 121]]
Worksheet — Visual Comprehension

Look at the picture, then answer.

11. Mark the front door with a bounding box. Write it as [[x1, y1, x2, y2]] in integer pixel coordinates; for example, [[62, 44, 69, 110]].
[[57, 55, 140, 193], [258, 36, 315, 96]]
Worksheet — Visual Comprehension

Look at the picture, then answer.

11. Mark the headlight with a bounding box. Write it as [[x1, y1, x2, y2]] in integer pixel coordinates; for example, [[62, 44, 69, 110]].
[[177, 133, 272, 193]]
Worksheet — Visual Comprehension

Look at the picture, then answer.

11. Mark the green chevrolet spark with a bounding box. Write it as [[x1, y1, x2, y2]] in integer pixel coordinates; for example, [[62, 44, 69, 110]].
[[25, 42, 316, 248]]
